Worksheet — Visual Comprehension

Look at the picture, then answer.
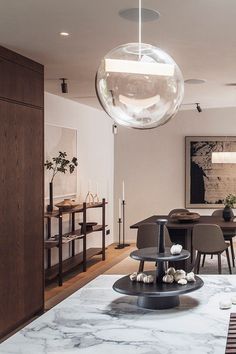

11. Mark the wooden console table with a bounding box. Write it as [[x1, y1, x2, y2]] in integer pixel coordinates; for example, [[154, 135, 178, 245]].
[[44, 198, 107, 286]]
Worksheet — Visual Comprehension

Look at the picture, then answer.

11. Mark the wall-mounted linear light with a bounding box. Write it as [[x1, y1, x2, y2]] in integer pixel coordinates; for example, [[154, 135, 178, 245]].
[[212, 152, 236, 164]]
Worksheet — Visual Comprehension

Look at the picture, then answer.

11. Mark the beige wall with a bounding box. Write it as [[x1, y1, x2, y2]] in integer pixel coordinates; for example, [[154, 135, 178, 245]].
[[114, 107, 236, 242]]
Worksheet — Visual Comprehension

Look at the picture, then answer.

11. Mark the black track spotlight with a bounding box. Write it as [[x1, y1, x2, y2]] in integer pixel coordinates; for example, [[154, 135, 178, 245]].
[[60, 78, 68, 93], [196, 103, 202, 113]]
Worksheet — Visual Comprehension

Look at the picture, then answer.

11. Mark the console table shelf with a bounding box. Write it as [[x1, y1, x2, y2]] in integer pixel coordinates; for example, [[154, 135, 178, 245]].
[[44, 201, 108, 218], [45, 248, 103, 281], [44, 198, 107, 286], [44, 224, 107, 249]]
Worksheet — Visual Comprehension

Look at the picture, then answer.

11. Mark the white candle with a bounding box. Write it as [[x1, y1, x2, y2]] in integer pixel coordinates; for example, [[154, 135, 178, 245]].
[[122, 181, 125, 201], [88, 179, 91, 191], [118, 198, 121, 219], [96, 182, 98, 195]]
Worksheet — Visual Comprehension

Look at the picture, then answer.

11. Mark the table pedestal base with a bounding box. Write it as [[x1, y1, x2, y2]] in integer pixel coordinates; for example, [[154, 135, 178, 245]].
[[137, 295, 180, 310]]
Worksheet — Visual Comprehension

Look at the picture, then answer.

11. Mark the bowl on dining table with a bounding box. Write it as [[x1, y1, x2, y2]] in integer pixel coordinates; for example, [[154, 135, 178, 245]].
[[170, 212, 200, 223]]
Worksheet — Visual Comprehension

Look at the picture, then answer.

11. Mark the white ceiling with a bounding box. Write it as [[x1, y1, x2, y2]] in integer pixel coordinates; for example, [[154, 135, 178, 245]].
[[1, 0, 236, 110]]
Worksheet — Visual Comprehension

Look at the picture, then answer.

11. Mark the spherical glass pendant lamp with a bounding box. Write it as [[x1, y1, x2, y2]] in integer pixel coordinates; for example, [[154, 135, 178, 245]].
[[96, 42, 184, 129]]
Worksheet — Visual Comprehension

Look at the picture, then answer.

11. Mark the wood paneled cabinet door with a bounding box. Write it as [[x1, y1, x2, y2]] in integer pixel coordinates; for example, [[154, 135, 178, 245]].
[[0, 100, 44, 337]]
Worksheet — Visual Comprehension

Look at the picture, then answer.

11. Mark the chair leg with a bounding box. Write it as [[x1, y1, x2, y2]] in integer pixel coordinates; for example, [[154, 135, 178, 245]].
[[217, 253, 222, 274], [230, 238, 235, 267], [138, 260, 144, 272], [194, 252, 201, 274], [202, 254, 206, 267], [226, 248, 232, 274]]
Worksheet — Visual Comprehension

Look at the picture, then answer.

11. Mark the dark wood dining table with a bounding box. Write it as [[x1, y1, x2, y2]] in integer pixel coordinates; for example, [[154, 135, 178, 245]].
[[130, 215, 236, 272]]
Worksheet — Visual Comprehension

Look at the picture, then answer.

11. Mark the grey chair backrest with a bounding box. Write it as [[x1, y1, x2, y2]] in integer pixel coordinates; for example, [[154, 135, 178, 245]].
[[137, 223, 172, 249], [168, 208, 189, 216], [212, 208, 234, 218], [192, 224, 226, 253]]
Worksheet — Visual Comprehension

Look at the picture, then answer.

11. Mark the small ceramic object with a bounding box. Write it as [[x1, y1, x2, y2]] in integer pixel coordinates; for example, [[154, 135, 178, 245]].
[[231, 296, 236, 305], [136, 273, 146, 282], [170, 244, 183, 255], [174, 269, 186, 282], [166, 267, 176, 276], [177, 278, 187, 285], [219, 299, 232, 309], [186, 272, 196, 282], [143, 275, 154, 284], [162, 274, 174, 284], [129, 272, 138, 282]]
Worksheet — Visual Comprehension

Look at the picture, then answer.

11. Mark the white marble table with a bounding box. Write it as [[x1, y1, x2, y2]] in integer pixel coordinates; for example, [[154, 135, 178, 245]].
[[1, 275, 236, 354]]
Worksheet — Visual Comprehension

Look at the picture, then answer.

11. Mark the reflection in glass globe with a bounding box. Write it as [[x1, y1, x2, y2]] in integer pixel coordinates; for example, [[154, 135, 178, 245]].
[[96, 43, 184, 129]]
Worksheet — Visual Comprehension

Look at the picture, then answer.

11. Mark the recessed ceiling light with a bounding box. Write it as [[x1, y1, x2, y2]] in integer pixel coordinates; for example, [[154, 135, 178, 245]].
[[119, 8, 160, 22], [60, 32, 70, 36], [184, 79, 206, 85]]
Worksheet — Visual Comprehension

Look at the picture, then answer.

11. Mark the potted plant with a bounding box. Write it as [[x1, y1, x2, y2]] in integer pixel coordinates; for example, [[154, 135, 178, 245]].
[[223, 194, 236, 221], [45, 151, 78, 212]]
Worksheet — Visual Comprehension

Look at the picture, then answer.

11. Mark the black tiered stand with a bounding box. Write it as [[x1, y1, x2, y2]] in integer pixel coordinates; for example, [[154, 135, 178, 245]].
[[113, 219, 204, 310]]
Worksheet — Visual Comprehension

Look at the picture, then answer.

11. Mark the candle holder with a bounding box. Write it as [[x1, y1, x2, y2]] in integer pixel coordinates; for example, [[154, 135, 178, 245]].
[[115, 218, 123, 249], [122, 200, 130, 248], [115, 200, 130, 249]]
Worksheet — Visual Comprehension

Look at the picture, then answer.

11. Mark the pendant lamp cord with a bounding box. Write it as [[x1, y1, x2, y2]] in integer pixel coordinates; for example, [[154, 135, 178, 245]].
[[139, 0, 142, 60]]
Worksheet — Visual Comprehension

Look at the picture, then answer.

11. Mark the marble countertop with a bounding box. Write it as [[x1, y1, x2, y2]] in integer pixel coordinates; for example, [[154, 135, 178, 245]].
[[1, 275, 236, 354]]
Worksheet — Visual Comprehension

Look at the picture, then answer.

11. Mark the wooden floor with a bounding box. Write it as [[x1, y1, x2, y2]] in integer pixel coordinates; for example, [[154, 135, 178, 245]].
[[45, 243, 135, 310]]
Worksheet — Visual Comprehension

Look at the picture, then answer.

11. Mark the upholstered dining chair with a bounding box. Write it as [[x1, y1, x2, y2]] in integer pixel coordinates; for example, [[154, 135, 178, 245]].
[[168, 208, 189, 216], [193, 224, 232, 274], [136, 223, 172, 272], [212, 209, 235, 267]]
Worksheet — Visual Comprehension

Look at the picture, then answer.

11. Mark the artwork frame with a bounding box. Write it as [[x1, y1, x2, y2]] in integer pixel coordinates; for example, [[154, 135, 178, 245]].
[[185, 136, 236, 209], [45, 123, 78, 200]]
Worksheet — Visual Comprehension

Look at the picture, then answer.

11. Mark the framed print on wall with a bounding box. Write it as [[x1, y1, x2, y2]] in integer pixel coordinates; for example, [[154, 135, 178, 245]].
[[185, 136, 236, 208], [45, 124, 77, 199]]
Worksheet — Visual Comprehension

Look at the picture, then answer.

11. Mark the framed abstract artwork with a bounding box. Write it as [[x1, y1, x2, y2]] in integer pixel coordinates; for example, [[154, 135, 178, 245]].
[[185, 136, 236, 208]]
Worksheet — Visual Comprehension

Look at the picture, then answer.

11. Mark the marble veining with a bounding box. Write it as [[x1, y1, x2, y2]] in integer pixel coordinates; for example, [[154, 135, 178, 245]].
[[1, 275, 236, 354]]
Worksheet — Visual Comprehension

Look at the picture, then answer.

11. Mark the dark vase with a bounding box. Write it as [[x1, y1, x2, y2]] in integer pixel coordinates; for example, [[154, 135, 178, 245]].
[[223, 206, 232, 222], [47, 182, 53, 212]]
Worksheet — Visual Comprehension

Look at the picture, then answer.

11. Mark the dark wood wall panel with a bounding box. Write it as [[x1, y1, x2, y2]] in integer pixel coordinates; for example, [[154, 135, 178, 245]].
[[0, 46, 44, 339], [0, 57, 44, 107]]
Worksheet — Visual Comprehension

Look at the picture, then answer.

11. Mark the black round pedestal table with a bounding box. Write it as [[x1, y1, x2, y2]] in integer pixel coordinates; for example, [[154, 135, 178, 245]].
[[113, 271, 204, 310], [113, 219, 204, 310]]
